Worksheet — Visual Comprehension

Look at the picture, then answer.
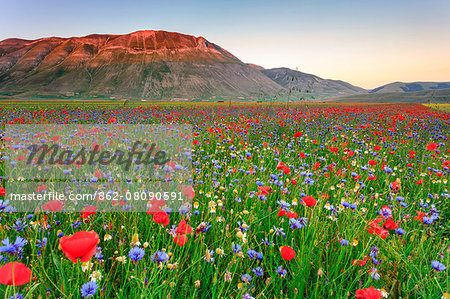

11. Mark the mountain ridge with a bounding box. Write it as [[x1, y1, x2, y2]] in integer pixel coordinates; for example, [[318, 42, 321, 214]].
[[0, 30, 283, 99]]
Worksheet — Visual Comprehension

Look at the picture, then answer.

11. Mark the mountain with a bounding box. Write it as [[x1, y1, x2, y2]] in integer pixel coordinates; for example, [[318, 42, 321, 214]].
[[0, 30, 283, 99], [370, 81, 450, 93], [247, 63, 265, 70], [261, 67, 367, 99], [332, 88, 450, 103]]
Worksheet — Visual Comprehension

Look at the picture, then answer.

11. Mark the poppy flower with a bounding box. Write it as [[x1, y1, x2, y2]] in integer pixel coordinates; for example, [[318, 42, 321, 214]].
[[368, 160, 377, 166], [291, 179, 297, 185], [383, 218, 399, 230], [301, 196, 317, 207], [153, 211, 170, 226], [80, 206, 98, 218], [183, 186, 195, 200], [426, 143, 438, 151], [286, 211, 298, 218], [176, 219, 192, 235], [41, 200, 63, 212], [413, 211, 426, 222], [59, 231, 99, 263], [389, 181, 400, 193], [356, 286, 382, 299], [257, 186, 272, 196], [294, 132, 302, 138], [280, 246, 296, 261], [0, 187, 6, 196], [352, 255, 371, 266], [367, 218, 389, 239], [277, 208, 286, 217], [276, 162, 287, 170], [173, 233, 188, 246], [0, 262, 32, 286], [147, 197, 166, 214]]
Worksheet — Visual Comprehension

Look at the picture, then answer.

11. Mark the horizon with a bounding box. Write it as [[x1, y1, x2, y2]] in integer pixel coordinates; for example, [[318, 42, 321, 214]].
[[1, 0, 449, 89]]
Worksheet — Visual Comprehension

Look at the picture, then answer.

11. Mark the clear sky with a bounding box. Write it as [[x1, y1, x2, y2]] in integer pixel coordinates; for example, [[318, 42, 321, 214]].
[[1, 0, 449, 89]]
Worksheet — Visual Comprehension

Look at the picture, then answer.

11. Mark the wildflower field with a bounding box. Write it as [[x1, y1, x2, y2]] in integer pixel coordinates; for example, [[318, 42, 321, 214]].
[[0, 102, 449, 299]]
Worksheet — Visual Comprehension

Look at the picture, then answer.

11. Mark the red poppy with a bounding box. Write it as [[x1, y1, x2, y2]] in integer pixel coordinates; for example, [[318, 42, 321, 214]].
[[301, 196, 317, 207], [283, 166, 291, 174], [60, 231, 99, 263], [183, 186, 195, 200], [153, 211, 170, 226], [368, 174, 377, 180], [276, 162, 286, 170], [286, 211, 298, 218], [176, 219, 192, 235], [80, 206, 98, 218], [426, 143, 438, 151], [374, 145, 381, 151], [147, 197, 166, 214], [277, 208, 286, 217], [413, 211, 426, 222], [41, 200, 63, 212], [257, 186, 272, 196], [352, 255, 371, 266], [0, 262, 32, 286], [367, 218, 389, 239], [36, 185, 47, 193], [0, 187, 6, 196], [291, 179, 297, 185], [355, 286, 382, 299], [294, 132, 302, 138], [173, 233, 188, 246], [280, 246, 296, 261], [383, 218, 399, 230], [368, 160, 377, 166]]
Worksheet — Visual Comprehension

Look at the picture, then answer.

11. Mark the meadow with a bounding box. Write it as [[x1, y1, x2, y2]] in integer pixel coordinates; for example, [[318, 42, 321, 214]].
[[0, 102, 448, 299]]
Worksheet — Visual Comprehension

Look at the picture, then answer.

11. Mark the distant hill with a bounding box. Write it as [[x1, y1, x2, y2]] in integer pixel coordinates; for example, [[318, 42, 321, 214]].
[[370, 81, 450, 93], [332, 88, 450, 103], [0, 30, 283, 99], [261, 67, 367, 99]]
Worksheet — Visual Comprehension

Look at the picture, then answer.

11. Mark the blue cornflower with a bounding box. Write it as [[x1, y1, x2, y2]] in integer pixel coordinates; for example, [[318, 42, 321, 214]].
[[129, 247, 145, 262], [273, 226, 286, 237], [95, 247, 103, 260], [339, 239, 349, 246], [80, 281, 98, 298], [12, 220, 27, 231], [36, 237, 47, 248], [277, 200, 291, 210], [8, 294, 24, 299], [256, 251, 263, 260], [252, 267, 264, 277], [247, 249, 258, 259], [395, 228, 405, 235], [151, 250, 169, 263], [369, 268, 380, 280], [241, 273, 252, 283], [423, 217, 433, 224], [261, 237, 273, 246], [232, 243, 242, 253], [276, 266, 287, 277], [0, 236, 27, 255], [431, 260, 446, 271]]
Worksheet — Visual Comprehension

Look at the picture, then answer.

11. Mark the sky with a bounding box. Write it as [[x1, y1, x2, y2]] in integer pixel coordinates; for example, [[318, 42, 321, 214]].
[[1, 0, 449, 89]]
